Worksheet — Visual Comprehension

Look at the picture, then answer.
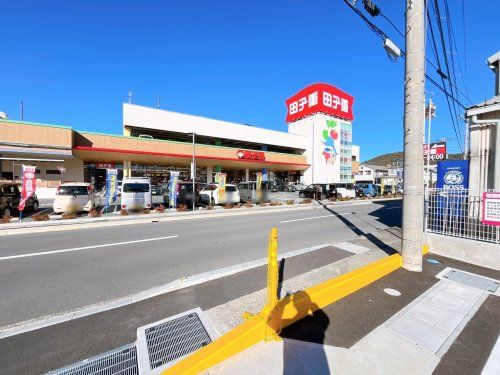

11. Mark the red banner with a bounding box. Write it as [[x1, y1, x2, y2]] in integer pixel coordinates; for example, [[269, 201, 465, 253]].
[[285, 83, 354, 123], [19, 165, 37, 211]]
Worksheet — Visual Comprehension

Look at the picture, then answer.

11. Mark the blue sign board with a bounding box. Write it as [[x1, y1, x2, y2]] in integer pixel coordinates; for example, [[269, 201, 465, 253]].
[[437, 160, 469, 189], [105, 168, 118, 208]]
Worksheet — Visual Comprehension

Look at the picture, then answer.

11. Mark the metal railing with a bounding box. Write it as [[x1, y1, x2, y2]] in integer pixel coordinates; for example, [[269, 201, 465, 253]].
[[425, 188, 500, 244]]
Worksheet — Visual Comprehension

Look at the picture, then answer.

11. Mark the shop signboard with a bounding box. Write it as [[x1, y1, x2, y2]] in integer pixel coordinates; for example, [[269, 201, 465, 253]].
[[217, 172, 226, 202], [285, 83, 354, 123], [437, 160, 469, 189], [482, 192, 500, 226], [423, 142, 447, 161], [169, 171, 180, 207], [96, 163, 115, 169], [19, 165, 36, 212], [105, 168, 118, 209], [236, 150, 265, 161]]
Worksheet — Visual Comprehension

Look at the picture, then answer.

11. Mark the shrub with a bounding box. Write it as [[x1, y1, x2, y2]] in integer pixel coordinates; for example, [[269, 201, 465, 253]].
[[177, 204, 188, 212], [1, 213, 11, 224], [259, 202, 268, 207], [32, 212, 50, 221], [269, 201, 282, 206], [155, 204, 165, 213], [205, 204, 213, 210], [223, 203, 233, 209], [243, 201, 253, 208], [300, 198, 313, 204], [120, 209, 129, 216], [235, 202, 242, 208], [328, 197, 336, 202], [286, 199, 295, 205], [88, 209, 101, 217], [62, 212, 77, 220], [141, 208, 150, 214]]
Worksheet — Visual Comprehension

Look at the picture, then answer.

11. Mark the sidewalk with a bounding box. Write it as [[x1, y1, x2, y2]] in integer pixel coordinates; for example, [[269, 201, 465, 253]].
[[209, 240, 500, 374], [0, 228, 395, 374]]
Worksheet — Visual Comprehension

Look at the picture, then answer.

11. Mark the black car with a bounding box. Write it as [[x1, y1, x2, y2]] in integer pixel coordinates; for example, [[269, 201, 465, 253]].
[[0, 182, 40, 216], [162, 181, 203, 208], [298, 184, 338, 200]]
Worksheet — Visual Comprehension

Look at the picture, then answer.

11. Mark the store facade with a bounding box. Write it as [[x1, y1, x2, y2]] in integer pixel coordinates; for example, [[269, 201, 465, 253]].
[[0, 83, 355, 193]]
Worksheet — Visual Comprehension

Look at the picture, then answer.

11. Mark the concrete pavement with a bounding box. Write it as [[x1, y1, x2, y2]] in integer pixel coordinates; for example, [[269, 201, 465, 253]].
[[0, 199, 401, 329]]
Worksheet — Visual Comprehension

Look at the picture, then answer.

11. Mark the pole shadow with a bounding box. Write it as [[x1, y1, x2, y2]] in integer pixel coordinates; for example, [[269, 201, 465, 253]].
[[319, 201, 399, 255]]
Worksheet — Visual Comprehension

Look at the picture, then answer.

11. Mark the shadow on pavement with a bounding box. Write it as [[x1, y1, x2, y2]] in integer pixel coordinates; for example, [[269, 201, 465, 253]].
[[281, 291, 330, 374], [319, 201, 399, 255]]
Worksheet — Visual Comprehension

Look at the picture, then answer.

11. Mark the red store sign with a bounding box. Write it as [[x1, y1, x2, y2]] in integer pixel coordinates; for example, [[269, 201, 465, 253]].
[[285, 83, 354, 123], [236, 150, 266, 161]]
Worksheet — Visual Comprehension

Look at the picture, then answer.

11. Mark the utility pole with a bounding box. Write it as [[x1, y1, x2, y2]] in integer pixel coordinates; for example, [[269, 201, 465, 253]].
[[192, 132, 196, 211], [402, 0, 425, 272], [20, 101, 24, 121]]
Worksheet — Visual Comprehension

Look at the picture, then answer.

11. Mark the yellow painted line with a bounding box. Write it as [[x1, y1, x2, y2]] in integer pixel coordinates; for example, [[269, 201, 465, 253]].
[[162, 254, 403, 375]]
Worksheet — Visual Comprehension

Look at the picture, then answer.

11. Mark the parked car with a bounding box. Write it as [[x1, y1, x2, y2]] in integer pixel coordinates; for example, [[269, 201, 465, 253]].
[[53, 182, 100, 214], [162, 181, 203, 208], [288, 181, 307, 192], [0, 181, 39, 216], [151, 184, 162, 196], [199, 183, 240, 205], [238, 181, 270, 203], [120, 177, 152, 211], [298, 184, 338, 200], [356, 183, 379, 198], [355, 184, 364, 197], [333, 183, 356, 199]]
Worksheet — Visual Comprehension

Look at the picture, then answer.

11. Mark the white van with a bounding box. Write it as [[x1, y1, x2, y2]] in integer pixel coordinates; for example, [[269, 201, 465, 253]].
[[333, 183, 356, 199], [121, 177, 152, 211]]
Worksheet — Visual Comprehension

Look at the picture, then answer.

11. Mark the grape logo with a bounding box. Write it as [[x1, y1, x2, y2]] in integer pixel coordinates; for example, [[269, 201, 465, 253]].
[[321, 119, 338, 165], [444, 170, 464, 185]]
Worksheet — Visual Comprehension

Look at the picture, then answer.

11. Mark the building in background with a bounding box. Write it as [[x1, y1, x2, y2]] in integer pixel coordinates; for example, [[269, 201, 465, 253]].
[[466, 51, 500, 192], [286, 83, 355, 185], [0, 82, 355, 195], [354, 164, 388, 184], [351, 145, 360, 180]]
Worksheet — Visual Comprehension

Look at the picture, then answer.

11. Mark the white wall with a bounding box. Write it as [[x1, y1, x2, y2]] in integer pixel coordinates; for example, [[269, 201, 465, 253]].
[[352, 145, 360, 161], [123, 103, 307, 150], [288, 114, 343, 185]]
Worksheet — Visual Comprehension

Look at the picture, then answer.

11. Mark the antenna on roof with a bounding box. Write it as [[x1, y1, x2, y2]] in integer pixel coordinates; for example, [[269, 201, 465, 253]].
[[157, 96, 161, 109], [128, 91, 133, 104]]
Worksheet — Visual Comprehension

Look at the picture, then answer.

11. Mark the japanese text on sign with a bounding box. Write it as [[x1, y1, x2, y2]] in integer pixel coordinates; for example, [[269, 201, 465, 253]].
[[286, 83, 354, 123], [482, 192, 500, 226], [19, 165, 37, 211]]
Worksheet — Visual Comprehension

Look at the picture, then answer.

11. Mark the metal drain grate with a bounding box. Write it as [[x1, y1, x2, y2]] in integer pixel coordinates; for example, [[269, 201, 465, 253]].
[[443, 269, 499, 293], [136, 308, 218, 374], [45, 343, 138, 375]]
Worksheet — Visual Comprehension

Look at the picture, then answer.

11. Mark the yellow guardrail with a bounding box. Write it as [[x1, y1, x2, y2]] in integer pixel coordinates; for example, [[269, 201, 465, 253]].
[[162, 230, 425, 375]]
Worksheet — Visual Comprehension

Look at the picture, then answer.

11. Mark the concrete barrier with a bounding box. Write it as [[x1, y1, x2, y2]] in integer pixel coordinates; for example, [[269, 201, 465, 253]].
[[427, 233, 500, 271]]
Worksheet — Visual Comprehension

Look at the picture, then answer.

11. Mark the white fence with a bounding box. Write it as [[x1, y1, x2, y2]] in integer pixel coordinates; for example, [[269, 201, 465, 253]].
[[425, 188, 499, 244]]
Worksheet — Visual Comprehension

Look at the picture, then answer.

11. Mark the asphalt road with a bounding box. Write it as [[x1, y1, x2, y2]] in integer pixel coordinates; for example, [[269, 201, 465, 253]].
[[0, 199, 402, 328]]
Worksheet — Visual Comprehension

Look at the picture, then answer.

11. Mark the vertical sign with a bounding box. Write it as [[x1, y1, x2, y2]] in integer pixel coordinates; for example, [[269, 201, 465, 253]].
[[217, 172, 227, 203], [482, 192, 500, 226], [169, 171, 180, 207], [105, 168, 118, 209], [19, 165, 37, 211], [437, 160, 469, 189]]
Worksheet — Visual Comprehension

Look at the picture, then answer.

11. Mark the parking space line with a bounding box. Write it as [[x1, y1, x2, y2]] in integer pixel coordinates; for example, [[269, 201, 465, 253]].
[[387, 206, 402, 210], [0, 235, 178, 261]]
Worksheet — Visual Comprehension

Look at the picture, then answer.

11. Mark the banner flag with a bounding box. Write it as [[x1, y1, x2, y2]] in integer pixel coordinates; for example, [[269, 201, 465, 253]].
[[19, 165, 37, 211], [105, 168, 118, 209]]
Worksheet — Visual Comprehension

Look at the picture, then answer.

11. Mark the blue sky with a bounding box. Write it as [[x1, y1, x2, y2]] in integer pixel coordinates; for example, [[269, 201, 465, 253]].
[[1, 0, 498, 160]]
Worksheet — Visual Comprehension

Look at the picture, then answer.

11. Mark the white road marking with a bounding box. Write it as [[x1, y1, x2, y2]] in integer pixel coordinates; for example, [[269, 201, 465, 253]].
[[387, 206, 402, 210], [0, 236, 178, 261], [280, 213, 351, 223], [335, 241, 370, 254]]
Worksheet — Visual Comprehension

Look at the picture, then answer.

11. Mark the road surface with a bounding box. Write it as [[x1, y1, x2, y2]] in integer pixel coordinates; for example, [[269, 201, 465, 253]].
[[0, 199, 401, 327]]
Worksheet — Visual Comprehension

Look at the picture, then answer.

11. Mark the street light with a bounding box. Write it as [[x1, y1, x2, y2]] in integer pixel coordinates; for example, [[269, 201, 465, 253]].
[[191, 132, 196, 211]]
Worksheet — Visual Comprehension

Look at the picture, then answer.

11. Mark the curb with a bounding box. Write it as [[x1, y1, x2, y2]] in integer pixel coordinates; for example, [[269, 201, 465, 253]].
[[0, 198, 401, 236]]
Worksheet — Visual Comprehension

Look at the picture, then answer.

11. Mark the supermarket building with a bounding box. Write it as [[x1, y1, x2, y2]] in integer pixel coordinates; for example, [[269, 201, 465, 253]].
[[0, 83, 355, 194]]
